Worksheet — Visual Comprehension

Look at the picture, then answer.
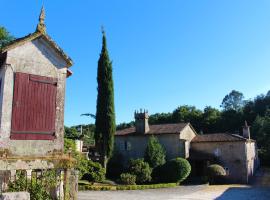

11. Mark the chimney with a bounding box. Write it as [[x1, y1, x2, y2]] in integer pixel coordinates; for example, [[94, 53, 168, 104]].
[[243, 121, 250, 139], [134, 109, 149, 134]]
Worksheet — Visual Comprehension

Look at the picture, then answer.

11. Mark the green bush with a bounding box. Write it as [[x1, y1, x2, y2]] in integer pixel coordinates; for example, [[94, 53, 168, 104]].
[[81, 160, 106, 182], [153, 158, 191, 183], [8, 171, 55, 200], [107, 149, 124, 179], [127, 159, 152, 184], [79, 182, 177, 191], [144, 136, 166, 168], [120, 173, 136, 185], [64, 138, 105, 182], [206, 164, 226, 184]]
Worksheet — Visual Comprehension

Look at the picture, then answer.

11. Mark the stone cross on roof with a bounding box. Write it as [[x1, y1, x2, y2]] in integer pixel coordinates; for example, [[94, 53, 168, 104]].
[[36, 6, 46, 34]]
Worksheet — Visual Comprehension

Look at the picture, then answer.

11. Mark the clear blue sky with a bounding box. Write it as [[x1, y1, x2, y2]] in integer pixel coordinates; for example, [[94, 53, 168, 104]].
[[1, 0, 270, 126]]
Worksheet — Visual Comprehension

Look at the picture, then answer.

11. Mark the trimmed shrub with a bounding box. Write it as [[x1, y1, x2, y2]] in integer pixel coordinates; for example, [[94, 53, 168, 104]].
[[144, 136, 166, 168], [153, 158, 191, 183], [206, 164, 226, 184], [120, 173, 136, 185], [81, 160, 106, 182], [127, 159, 152, 184]]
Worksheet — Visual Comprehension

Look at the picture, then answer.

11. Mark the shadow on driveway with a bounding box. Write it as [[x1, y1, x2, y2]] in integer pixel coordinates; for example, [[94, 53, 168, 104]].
[[215, 187, 270, 200]]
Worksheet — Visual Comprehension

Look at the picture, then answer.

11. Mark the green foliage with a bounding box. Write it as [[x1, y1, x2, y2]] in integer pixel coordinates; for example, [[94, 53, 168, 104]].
[[206, 164, 226, 184], [81, 160, 106, 182], [79, 182, 177, 191], [95, 30, 116, 164], [144, 136, 166, 168], [0, 26, 15, 48], [251, 116, 270, 165], [65, 125, 95, 145], [64, 138, 105, 181], [106, 149, 124, 179], [116, 122, 134, 130], [8, 170, 56, 200], [127, 159, 152, 184], [153, 158, 191, 183], [172, 105, 202, 131], [221, 90, 244, 111], [120, 173, 136, 185], [206, 164, 226, 177]]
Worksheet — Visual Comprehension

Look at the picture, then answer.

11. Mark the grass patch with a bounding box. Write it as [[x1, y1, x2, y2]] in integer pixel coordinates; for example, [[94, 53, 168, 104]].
[[79, 182, 178, 191]]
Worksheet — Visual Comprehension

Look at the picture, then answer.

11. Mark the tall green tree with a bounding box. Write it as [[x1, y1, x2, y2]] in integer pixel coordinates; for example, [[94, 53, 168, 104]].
[[220, 90, 244, 111], [144, 136, 166, 168], [0, 26, 14, 48], [95, 29, 116, 168]]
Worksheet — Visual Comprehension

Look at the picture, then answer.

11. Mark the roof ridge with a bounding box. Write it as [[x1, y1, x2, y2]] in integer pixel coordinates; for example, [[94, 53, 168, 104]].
[[1, 31, 73, 67]]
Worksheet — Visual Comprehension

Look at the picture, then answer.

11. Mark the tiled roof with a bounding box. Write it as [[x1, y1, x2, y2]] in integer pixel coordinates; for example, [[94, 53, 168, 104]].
[[115, 123, 188, 136], [191, 133, 253, 143], [1, 31, 73, 67]]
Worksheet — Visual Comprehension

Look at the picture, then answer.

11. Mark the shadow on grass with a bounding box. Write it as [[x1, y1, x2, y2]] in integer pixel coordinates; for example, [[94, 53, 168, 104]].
[[215, 187, 270, 200]]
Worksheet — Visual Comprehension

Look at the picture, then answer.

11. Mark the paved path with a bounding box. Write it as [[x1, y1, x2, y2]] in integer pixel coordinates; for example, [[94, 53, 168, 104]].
[[78, 185, 270, 200], [78, 185, 206, 200]]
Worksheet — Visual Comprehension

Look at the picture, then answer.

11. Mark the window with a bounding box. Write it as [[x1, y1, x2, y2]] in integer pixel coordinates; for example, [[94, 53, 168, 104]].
[[10, 72, 57, 140], [125, 141, 131, 151]]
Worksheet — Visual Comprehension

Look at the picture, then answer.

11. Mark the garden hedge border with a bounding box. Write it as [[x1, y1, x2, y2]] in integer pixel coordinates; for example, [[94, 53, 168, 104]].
[[79, 183, 178, 191]]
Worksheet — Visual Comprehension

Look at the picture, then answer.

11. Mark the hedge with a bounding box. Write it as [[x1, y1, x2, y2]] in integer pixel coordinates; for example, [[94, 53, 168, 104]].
[[79, 183, 178, 191]]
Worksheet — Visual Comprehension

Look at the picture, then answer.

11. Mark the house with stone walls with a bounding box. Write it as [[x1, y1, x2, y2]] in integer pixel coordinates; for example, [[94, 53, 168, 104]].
[[0, 7, 77, 199], [115, 110, 259, 183]]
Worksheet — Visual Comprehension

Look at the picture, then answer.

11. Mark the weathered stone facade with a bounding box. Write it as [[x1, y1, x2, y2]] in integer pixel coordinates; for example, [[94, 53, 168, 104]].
[[0, 37, 68, 156], [0, 8, 77, 200], [115, 111, 259, 183], [190, 140, 259, 183], [115, 110, 197, 164]]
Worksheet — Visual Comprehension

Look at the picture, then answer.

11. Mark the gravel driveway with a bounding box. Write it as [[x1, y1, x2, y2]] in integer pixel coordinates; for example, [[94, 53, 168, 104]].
[[78, 185, 270, 200]]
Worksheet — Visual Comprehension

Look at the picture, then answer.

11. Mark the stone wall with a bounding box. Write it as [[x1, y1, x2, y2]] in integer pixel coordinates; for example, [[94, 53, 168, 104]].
[[191, 141, 248, 183], [0, 37, 68, 156], [245, 141, 259, 181], [115, 134, 184, 165]]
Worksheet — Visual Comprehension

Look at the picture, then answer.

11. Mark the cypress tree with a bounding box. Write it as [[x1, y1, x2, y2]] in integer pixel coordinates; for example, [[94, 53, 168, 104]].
[[95, 29, 116, 168]]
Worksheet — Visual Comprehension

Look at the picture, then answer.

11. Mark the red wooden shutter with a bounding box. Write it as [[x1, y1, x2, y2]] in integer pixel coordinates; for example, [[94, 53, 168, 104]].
[[11, 72, 57, 140]]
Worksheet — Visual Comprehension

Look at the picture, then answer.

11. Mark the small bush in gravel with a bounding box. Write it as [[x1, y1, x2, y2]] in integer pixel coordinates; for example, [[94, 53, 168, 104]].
[[206, 164, 226, 184], [120, 173, 136, 185], [128, 159, 152, 184]]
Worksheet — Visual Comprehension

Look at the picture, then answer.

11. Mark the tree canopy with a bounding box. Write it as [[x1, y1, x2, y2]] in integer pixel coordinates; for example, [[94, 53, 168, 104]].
[[0, 26, 14, 48], [220, 90, 244, 111]]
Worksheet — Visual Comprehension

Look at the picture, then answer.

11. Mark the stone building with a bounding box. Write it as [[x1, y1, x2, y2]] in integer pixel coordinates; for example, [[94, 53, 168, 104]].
[[115, 110, 259, 183], [115, 110, 196, 162], [0, 7, 76, 199]]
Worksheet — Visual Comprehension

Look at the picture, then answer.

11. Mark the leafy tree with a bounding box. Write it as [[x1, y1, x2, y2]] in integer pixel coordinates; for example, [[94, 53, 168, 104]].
[[201, 106, 221, 133], [149, 113, 172, 124], [220, 109, 243, 133], [221, 90, 244, 111], [116, 122, 134, 130], [251, 116, 270, 165], [144, 136, 166, 168], [0, 26, 15, 48], [64, 126, 80, 139], [172, 105, 202, 130], [95, 29, 116, 168]]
